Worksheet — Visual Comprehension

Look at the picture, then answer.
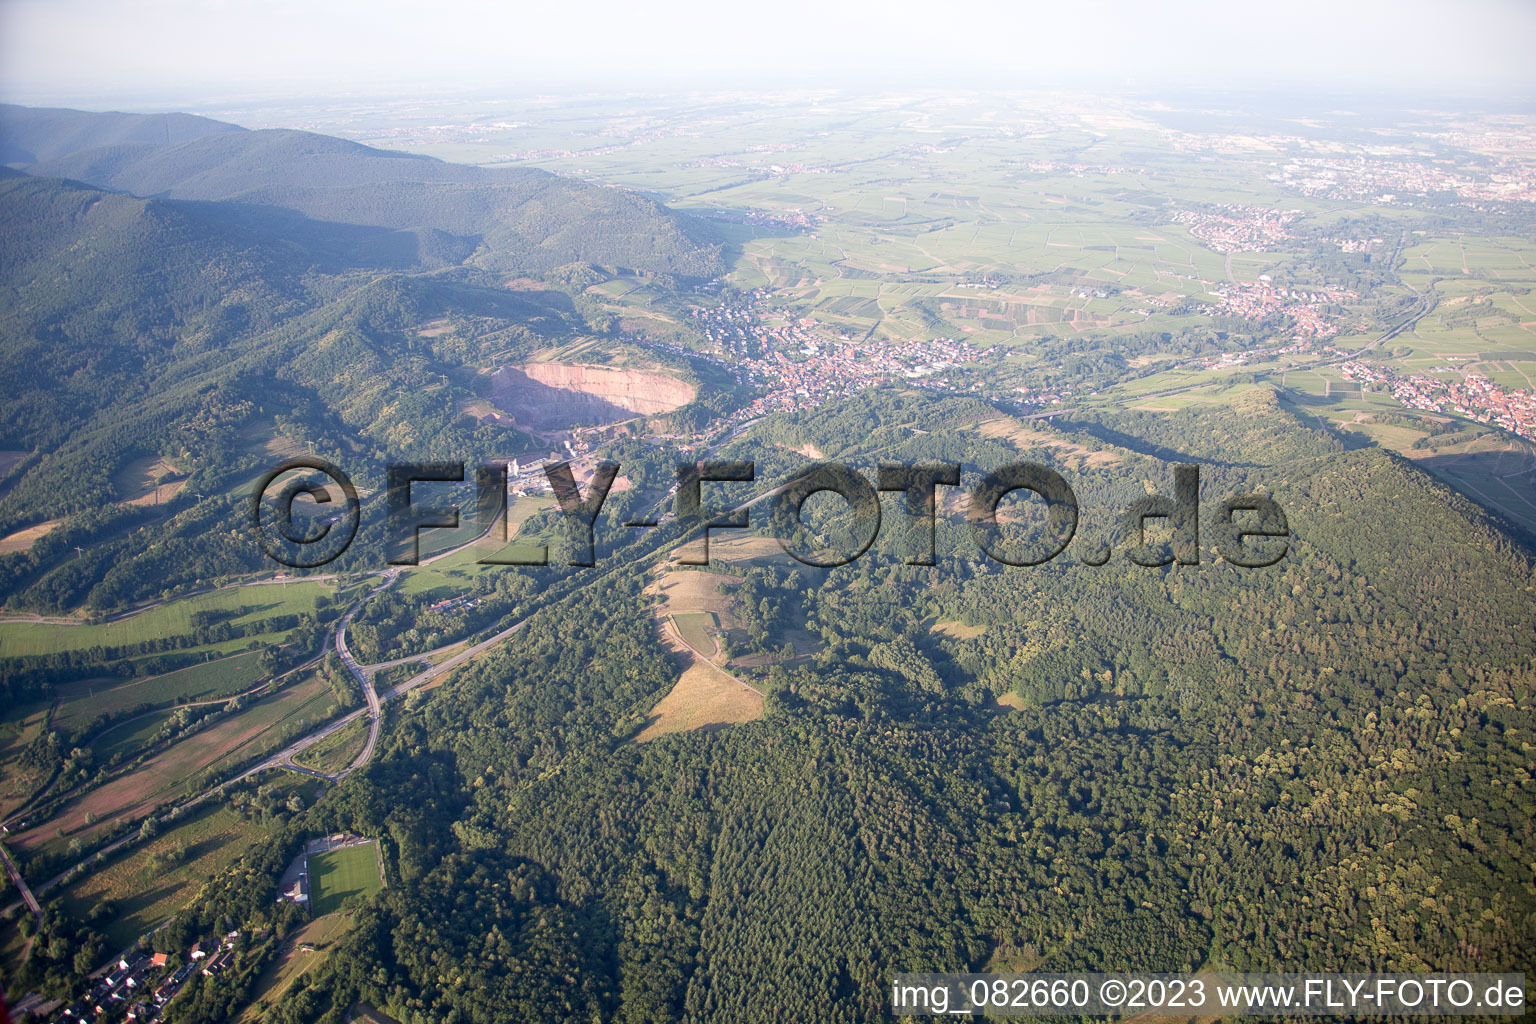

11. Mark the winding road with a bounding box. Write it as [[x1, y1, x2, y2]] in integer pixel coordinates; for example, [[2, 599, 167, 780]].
[[332, 573, 394, 776]]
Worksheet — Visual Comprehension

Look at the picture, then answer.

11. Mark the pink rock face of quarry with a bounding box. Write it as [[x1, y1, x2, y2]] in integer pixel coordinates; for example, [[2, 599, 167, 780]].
[[489, 362, 696, 429]]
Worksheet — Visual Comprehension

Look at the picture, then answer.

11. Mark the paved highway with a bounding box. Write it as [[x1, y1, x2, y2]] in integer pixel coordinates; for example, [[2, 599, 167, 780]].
[[1, 553, 528, 917], [333, 572, 395, 777]]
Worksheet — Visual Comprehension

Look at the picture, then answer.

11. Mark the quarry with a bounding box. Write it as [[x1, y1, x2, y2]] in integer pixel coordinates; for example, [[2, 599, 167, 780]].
[[487, 362, 696, 429]]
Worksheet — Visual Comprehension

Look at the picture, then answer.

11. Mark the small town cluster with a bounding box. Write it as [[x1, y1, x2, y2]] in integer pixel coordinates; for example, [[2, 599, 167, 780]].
[[1022, 159, 1131, 176], [1171, 205, 1302, 252], [1339, 362, 1536, 441], [1203, 280, 1356, 339], [1277, 155, 1536, 206], [49, 933, 241, 1024], [688, 293, 990, 418], [699, 207, 822, 231]]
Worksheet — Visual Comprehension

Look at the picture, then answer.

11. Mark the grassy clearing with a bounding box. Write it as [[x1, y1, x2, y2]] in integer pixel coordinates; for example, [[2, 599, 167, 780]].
[[114, 455, 187, 507], [60, 805, 266, 949], [973, 415, 1122, 467], [636, 572, 764, 740], [397, 495, 556, 596], [654, 570, 739, 612], [112, 455, 178, 497], [348, 1002, 403, 1024], [0, 701, 50, 818], [309, 843, 383, 916], [671, 612, 718, 658], [991, 691, 1028, 711], [696, 534, 794, 566], [0, 918, 28, 996], [634, 661, 763, 741], [653, 571, 740, 659], [931, 619, 987, 640], [237, 911, 357, 1023], [0, 518, 62, 555], [293, 717, 368, 776]]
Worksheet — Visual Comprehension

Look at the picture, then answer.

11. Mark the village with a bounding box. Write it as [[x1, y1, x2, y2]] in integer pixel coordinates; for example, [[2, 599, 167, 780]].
[[686, 291, 993, 422], [48, 932, 240, 1024], [1339, 361, 1536, 441], [1201, 279, 1357, 339], [1171, 204, 1303, 253], [31, 834, 386, 1023]]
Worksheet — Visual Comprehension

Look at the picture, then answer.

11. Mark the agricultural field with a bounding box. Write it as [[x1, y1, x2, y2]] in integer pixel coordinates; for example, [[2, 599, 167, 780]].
[[308, 842, 384, 916], [442, 104, 1346, 360], [90, 709, 177, 764], [52, 650, 270, 734], [347, 101, 1534, 560], [0, 578, 341, 659], [1410, 434, 1536, 537], [12, 673, 335, 856], [1269, 355, 1536, 538]]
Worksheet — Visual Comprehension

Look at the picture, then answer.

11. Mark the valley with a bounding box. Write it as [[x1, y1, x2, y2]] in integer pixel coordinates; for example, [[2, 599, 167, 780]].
[[0, 89, 1532, 1023]]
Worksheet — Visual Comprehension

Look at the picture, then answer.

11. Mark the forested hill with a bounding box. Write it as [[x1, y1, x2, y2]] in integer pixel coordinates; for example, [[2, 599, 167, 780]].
[[0, 104, 723, 277], [0, 172, 609, 611], [173, 386, 1533, 1024], [0, 174, 309, 450]]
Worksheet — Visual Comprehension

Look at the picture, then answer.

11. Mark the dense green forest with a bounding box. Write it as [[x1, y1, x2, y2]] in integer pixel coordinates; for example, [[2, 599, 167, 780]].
[[101, 388, 1529, 1024], [0, 170, 736, 624]]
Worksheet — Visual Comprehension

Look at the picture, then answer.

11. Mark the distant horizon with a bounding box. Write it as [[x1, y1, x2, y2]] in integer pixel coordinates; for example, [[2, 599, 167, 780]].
[[2, 0, 1532, 112], [3, 83, 1533, 126]]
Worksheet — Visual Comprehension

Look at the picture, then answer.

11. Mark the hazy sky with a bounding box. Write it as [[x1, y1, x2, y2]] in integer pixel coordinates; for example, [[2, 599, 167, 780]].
[[1, 0, 1532, 108]]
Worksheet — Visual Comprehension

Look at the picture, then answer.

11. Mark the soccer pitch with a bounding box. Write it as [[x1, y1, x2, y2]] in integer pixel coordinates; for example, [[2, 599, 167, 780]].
[[309, 843, 384, 916]]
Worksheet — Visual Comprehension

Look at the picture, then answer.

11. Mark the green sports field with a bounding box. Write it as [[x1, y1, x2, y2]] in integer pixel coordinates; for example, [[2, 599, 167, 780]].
[[309, 842, 384, 916]]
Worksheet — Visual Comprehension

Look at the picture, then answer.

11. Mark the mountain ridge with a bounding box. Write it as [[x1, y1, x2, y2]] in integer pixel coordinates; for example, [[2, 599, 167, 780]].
[[1, 105, 723, 278], [0, 102, 242, 163]]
